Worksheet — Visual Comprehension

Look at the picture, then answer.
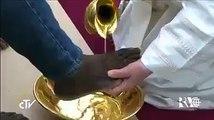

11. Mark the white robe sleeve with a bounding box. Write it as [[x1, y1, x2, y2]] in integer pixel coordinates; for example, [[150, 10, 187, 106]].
[[141, 1, 214, 78]]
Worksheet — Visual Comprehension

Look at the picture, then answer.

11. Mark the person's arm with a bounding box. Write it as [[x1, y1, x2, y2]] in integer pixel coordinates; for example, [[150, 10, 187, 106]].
[[141, 1, 214, 79], [1, 0, 83, 81], [107, 1, 214, 95]]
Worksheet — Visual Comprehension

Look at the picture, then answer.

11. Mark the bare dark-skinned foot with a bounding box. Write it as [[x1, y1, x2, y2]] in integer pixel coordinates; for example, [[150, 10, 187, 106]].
[[54, 48, 141, 100]]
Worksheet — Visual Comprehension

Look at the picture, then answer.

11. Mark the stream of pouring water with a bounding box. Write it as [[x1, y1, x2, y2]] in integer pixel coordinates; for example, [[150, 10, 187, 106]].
[[104, 38, 107, 53]]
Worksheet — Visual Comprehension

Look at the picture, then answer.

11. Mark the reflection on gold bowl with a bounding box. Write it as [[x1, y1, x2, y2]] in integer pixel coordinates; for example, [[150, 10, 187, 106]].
[[34, 76, 144, 120]]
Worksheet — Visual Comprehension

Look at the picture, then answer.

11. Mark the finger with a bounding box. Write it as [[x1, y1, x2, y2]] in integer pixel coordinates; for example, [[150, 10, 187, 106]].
[[102, 89, 119, 97], [101, 89, 114, 96], [109, 79, 122, 89], [99, 78, 122, 96], [108, 66, 130, 78], [109, 81, 131, 96]]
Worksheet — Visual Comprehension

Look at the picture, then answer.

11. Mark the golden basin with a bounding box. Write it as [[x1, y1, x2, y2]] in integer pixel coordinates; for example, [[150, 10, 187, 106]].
[[34, 76, 144, 120]]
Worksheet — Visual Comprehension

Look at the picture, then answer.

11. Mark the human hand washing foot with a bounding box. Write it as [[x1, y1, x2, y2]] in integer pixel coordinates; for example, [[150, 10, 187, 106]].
[[54, 48, 141, 100], [105, 60, 152, 96]]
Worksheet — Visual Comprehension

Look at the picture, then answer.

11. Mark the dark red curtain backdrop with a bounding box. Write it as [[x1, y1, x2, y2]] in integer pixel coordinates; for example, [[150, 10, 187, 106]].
[[58, 0, 214, 120]]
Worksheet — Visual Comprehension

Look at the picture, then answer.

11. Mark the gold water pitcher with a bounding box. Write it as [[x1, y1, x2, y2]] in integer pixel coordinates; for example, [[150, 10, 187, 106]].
[[85, 0, 118, 39]]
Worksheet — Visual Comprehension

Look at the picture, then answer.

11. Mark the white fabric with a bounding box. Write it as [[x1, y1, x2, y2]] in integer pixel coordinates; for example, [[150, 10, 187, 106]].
[[112, 0, 152, 50], [113, 0, 214, 110]]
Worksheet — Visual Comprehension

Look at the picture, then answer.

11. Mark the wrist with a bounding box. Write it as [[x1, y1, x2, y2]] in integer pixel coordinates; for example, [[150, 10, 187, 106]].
[[138, 60, 152, 77]]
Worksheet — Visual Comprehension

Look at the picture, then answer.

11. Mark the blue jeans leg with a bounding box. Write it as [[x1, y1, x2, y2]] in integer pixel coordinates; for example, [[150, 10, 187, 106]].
[[1, 0, 83, 81]]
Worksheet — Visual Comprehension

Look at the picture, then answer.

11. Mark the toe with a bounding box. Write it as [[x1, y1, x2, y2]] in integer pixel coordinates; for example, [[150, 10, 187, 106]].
[[128, 53, 141, 60], [118, 48, 141, 58], [120, 51, 141, 65]]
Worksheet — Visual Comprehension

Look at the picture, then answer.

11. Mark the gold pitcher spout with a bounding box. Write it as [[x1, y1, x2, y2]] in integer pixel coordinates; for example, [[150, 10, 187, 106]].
[[85, 0, 118, 39]]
